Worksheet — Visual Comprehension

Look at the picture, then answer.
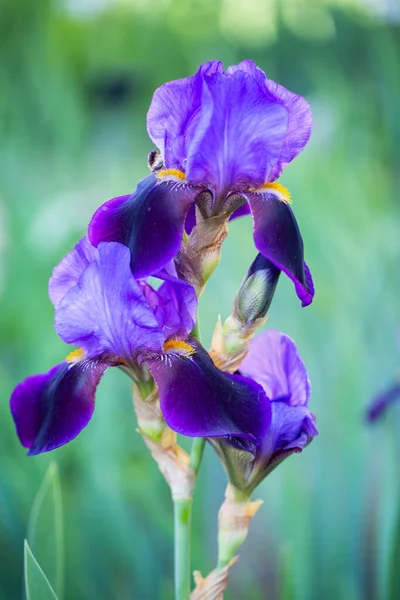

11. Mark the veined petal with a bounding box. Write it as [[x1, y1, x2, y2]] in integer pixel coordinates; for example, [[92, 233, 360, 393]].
[[55, 242, 164, 361], [146, 339, 270, 439], [147, 61, 223, 170], [88, 174, 199, 278], [240, 330, 311, 407], [227, 60, 312, 181], [246, 190, 314, 306], [10, 360, 107, 455], [49, 237, 97, 308], [186, 71, 288, 196], [258, 401, 317, 462], [140, 274, 197, 341]]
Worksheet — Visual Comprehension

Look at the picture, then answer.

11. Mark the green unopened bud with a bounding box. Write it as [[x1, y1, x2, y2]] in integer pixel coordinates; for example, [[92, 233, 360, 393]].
[[234, 254, 280, 324]]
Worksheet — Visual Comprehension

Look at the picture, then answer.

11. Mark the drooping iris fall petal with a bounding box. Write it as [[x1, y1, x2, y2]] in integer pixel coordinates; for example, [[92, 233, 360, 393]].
[[10, 360, 107, 455], [147, 339, 270, 440], [88, 174, 199, 279], [246, 190, 314, 307]]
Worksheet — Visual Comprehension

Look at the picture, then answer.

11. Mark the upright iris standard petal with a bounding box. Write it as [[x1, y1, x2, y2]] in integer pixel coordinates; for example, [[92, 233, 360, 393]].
[[147, 61, 223, 171], [185, 71, 288, 196], [226, 60, 312, 182], [49, 236, 96, 308], [10, 360, 107, 455], [88, 174, 199, 278], [153, 280, 197, 340], [240, 329, 311, 405], [146, 339, 270, 440], [246, 190, 314, 307], [55, 242, 164, 361]]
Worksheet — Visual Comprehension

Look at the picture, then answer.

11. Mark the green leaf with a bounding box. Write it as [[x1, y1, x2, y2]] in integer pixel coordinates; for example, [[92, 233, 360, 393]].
[[27, 463, 64, 599], [24, 540, 58, 600]]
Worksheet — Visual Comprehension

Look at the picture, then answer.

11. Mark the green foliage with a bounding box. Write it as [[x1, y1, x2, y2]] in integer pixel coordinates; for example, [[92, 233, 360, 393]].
[[27, 463, 64, 599], [0, 0, 399, 599], [24, 541, 58, 600]]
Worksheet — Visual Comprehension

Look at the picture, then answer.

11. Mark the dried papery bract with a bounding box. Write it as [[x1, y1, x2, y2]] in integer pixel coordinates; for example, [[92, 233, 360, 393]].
[[191, 558, 238, 600], [190, 484, 262, 600], [176, 212, 229, 296], [132, 384, 195, 500]]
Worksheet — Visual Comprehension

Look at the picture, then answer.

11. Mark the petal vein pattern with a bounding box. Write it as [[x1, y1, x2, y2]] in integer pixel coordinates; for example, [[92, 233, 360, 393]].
[[55, 242, 165, 362]]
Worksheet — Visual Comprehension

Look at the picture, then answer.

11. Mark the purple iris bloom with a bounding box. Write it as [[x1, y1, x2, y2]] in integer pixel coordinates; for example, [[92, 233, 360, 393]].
[[366, 382, 400, 422], [10, 238, 270, 455], [89, 60, 314, 307], [211, 329, 317, 494]]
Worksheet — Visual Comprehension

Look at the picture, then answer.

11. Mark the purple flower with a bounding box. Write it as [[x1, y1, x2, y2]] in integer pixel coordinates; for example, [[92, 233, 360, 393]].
[[10, 238, 270, 455], [211, 329, 317, 494], [89, 60, 314, 307], [366, 382, 400, 422]]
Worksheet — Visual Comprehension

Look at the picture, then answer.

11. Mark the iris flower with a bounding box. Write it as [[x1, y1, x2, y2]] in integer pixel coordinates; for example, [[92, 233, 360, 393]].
[[10, 238, 270, 455], [211, 329, 318, 494], [89, 60, 314, 306]]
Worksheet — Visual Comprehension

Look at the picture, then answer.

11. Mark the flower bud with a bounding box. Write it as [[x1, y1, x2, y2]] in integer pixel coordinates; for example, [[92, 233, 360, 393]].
[[234, 254, 280, 324]]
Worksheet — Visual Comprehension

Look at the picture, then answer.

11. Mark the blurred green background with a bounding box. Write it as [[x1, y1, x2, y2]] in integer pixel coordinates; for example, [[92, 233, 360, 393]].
[[1, 0, 400, 598]]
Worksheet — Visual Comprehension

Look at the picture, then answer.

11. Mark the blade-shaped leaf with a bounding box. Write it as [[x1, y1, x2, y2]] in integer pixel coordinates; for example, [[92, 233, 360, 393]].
[[24, 540, 58, 600], [27, 463, 64, 599]]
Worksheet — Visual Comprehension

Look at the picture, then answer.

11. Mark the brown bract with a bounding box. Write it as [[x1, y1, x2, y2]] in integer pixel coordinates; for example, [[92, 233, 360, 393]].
[[132, 384, 195, 500], [176, 212, 229, 295]]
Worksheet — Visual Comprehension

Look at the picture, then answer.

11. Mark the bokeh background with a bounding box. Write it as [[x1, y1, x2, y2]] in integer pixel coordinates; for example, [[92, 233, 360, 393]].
[[1, 0, 400, 598]]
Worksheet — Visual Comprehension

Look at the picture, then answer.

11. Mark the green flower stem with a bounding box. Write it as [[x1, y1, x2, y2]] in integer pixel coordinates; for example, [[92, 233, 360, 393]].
[[173, 310, 204, 599], [189, 437, 205, 474], [174, 498, 193, 600], [173, 438, 205, 599], [190, 319, 201, 340]]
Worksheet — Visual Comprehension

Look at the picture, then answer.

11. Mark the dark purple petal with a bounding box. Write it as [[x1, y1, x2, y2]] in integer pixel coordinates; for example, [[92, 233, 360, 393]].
[[49, 237, 97, 308], [366, 382, 400, 422], [185, 202, 197, 235], [55, 242, 164, 361], [147, 61, 223, 170], [227, 60, 312, 181], [246, 190, 314, 306], [213, 400, 317, 492], [10, 360, 107, 455], [230, 201, 251, 221], [88, 174, 198, 278], [146, 339, 270, 439], [240, 329, 311, 407], [185, 71, 288, 196]]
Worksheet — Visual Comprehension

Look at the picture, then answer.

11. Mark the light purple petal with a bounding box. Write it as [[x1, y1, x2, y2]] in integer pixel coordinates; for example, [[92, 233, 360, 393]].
[[246, 190, 314, 306], [240, 329, 311, 407], [227, 60, 312, 181], [185, 70, 288, 196], [147, 61, 223, 170], [49, 237, 97, 308], [255, 400, 317, 467], [146, 339, 270, 439], [88, 174, 199, 278], [55, 242, 164, 362], [139, 274, 197, 341], [10, 360, 107, 455]]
